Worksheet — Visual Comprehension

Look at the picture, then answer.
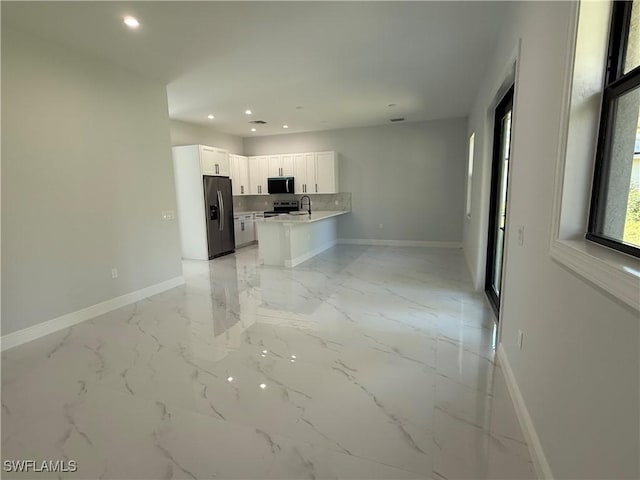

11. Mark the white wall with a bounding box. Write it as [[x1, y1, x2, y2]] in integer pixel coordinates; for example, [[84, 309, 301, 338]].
[[244, 119, 467, 243], [170, 119, 243, 154], [1, 28, 183, 335], [467, 2, 639, 478]]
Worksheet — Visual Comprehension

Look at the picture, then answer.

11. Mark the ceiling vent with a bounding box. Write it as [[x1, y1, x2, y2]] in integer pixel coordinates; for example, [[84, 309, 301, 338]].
[[249, 120, 267, 125], [390, 117, 405, 122]]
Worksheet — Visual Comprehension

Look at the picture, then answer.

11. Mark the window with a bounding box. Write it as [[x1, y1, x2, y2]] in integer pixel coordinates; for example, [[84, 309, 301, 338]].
[[550, 0, 639, 311], [466, 132, 475, 218], [588, 0, 640, 257]]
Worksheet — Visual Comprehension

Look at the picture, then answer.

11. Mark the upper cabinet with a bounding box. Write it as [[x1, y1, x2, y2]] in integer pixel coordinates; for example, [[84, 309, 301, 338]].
[[293, 151, 339, 194], [199, 145, 229, 176], [268, 154, 294, 177], [229, 154, 250, 195], [249, 156, 269, 195], [293, 152, 317, 194], [200, 147, 338, 196], [315, 151, 338, 193]]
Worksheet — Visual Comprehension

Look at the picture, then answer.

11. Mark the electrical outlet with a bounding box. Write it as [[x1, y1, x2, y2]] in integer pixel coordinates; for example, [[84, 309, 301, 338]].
[[378, 223, 384, 229], [111, 268, 118, 279], [517, 225, 525, 246], [517, 330, 523, 350], [161, 210, 175, 221], [334, 200, 339, 206]]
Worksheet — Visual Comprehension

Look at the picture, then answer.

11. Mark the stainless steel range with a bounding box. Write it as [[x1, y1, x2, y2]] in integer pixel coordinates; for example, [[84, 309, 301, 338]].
[[264, 200, 299, 218]]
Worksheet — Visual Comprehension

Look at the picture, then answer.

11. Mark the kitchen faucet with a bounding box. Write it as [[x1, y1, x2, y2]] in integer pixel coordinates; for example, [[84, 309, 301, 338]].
[[300, 195, 311, 215]]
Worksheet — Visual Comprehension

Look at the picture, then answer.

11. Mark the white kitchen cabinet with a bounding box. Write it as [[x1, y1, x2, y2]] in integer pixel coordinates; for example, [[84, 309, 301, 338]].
[[292, 151, 338, 194], [246, 150, 338, 195], [230, 154, 250, 196], [294, 152, 317, 194], [315, 151, 338, 193], [243, 214, 256, 243], [268, 154, 294, 177], [234, 213, 256, 247], [229, 155, 238, 179], [233, 215, 241, 246], [249, 156, 269, 195], [200, 145, 229, 176]]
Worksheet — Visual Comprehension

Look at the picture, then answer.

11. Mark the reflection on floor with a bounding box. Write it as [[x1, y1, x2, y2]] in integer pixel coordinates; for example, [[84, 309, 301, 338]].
[[2, 245, 535, 479]]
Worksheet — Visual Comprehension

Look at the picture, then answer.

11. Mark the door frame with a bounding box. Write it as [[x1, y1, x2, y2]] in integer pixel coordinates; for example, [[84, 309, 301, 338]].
[[485, 85, 515, 318]]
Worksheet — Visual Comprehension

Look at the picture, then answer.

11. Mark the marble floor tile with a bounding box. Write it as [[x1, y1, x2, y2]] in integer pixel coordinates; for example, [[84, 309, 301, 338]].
[[2, 245, 534, 479]]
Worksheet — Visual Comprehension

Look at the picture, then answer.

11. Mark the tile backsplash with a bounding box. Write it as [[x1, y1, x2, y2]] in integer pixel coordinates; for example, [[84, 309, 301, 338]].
[[233, 192, 351, 213]]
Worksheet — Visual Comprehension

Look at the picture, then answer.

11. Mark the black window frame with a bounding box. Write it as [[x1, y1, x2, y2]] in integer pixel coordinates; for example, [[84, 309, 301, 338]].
[[587, 0, 640, 258]]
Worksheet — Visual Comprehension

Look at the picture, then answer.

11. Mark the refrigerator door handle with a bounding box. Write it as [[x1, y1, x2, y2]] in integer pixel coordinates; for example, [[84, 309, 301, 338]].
[[217, 190, 224, 231]]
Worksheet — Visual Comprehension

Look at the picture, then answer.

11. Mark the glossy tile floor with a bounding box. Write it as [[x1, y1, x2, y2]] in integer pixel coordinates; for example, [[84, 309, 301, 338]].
[[2, 245, 535, 479]]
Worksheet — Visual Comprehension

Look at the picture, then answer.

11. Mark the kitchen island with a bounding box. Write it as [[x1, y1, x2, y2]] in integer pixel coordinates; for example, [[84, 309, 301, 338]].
[[256, 210, 350, 267]]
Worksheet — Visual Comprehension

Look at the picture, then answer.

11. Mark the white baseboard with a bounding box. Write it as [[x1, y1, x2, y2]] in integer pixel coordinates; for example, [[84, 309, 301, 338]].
[[1, 276, 185, 352], [337, 238, 462, 248], [497, 344, 553, 479], [285, 241, 336, 268]]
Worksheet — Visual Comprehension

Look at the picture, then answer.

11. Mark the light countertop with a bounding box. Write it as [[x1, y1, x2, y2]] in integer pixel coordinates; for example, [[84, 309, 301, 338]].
[[233, 211, 263, 216], [261, 210, 350, 224]]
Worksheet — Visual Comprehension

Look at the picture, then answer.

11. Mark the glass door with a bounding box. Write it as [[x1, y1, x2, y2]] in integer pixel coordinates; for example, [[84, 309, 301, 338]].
[[486, 86, 514, 317]]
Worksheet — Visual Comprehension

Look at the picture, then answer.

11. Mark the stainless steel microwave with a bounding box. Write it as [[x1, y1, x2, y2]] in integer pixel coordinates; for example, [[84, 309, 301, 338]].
[[267, 177, 294, 194]]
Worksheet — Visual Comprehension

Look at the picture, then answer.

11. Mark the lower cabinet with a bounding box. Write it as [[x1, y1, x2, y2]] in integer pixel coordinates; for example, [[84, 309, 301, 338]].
[[234, 213, 257, 248]]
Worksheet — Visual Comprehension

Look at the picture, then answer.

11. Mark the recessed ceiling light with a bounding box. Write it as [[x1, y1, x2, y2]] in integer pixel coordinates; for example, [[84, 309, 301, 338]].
[[227, 376, 233, 382], [207, 114, 215, 120], [123, 16, 140, 29], [283, 125, 289, 129], [259, 383, 267, 389], [251, 128, 256, 132], [245, 109, 252, 115]]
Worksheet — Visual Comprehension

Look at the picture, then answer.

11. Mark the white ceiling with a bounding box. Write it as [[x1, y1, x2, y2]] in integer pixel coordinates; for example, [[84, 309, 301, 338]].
[[3, 1, 509, 138]]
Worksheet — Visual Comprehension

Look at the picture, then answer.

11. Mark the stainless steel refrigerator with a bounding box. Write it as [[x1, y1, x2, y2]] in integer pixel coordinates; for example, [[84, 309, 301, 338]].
[[203, 176, 235, 259]]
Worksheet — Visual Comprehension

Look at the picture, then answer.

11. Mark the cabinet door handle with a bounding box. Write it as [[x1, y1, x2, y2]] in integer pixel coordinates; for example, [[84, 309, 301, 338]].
[[241, 185, 244, 194], [315, 184, 318, 192]]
